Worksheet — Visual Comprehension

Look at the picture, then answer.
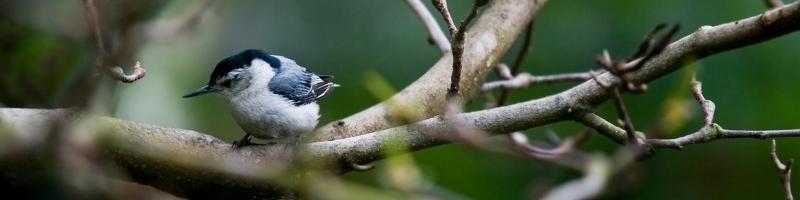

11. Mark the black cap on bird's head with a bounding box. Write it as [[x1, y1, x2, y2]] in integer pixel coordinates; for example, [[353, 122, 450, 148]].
[[183, 49, 282, 98]]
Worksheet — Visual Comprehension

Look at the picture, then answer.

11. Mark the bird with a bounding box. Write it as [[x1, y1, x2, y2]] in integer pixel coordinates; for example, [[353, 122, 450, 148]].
[[182, 49, 337, 147]]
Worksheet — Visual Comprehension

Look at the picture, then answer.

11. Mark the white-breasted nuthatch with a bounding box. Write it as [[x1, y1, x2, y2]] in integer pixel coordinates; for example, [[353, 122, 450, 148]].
[[183, 49, 337, 147]]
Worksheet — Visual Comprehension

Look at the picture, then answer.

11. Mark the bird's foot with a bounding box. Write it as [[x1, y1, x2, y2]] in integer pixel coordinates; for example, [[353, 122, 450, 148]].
[[232, 134, 253, 148]]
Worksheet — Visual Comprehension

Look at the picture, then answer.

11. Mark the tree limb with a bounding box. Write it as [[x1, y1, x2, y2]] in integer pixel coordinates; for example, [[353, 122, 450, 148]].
[[431, 0, 457, 35], [405, 0, 451, 53], [311, 0, 544, 141], [497, 20, 534, 105], [0, 108, 294, 199], [3, 1, 800, 198], [649, 124, 800, 149], [82, 0, 146, 83], [767, 0, 786, 8], [447, 0, 484, 99], [481, 71, 593, 92], [771, 139, 795, 200]]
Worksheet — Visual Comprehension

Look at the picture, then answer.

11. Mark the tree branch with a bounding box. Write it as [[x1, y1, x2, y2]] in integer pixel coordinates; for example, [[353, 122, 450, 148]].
[[431, 0, 457, 35], [771, 139, 795, 200], [108, 61, 146, 83], [690, 76, 715, 125], [447, 0, 484, 98], [82, 0, 146, 83], [405, 0, 451, 53], [498, 20, 534, 105], [648, 124, 800, 149], [575, 112, 628, 144], [767, 0, 786, 8], [541, 153, 612, 200], [481, 71, 593, 92], [312, 0, 544, 141], [4, 1, 800, 198], [0, 109, 294, 199]]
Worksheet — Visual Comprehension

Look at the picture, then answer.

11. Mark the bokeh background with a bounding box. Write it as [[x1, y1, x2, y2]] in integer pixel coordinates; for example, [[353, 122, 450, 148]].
[[2, 0, 799, 199]]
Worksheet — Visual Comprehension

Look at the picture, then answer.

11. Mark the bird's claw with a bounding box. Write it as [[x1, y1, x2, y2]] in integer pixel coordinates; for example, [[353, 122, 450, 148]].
[[232, 134, 253, 148]]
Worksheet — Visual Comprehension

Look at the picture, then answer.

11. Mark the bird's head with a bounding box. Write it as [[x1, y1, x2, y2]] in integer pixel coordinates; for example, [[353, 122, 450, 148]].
[[183, 49, 282, 98]]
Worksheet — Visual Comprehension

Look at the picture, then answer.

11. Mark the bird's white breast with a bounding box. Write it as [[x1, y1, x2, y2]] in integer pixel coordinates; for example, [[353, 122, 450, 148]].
[[222, 59, 320, 140]]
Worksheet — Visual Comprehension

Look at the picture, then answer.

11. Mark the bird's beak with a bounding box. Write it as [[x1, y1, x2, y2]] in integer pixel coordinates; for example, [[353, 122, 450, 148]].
[[182, 85, 217, 98]]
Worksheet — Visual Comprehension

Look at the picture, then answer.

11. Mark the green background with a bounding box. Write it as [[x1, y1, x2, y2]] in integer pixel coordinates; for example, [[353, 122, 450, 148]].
[[2, 0, 799, 199]]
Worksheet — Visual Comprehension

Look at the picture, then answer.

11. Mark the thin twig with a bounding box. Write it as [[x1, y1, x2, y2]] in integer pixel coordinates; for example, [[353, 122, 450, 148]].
[[608, 87, 640, 145], [582, 105, 800, 149], [509, 130, 590, 159], [82, 0, 106, 72], [771, 139, 795, 200], [649, 124, 800, 149], [621, 24, 680, 73], [541, 153, 612, 200], [575, 112, 628, 144], [580, 77, 800, 149], [447, 0, 485, 98], [487, 63, 589, 166], [582, 23, 681, 149], [510, 20, 534, 75], [481, 71, 593, 92], [497, 20, 535, 105], [594, 24, 680, 93], [108, 62, 146, 83], [431, 0, 457, 35], [406, 0, 451, 53], [82, 0, 146, 83], [690, 76, 715, 125], [495, 63, 514, 80]]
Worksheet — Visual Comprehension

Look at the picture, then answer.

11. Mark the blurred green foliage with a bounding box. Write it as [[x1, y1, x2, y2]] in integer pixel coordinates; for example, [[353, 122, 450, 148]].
[[2, 0, 800, 199]]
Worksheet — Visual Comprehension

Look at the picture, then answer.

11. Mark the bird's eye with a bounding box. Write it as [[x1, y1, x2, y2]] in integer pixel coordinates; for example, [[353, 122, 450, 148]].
[[220, 79, 232, 87], [218, 73, 241, 88]]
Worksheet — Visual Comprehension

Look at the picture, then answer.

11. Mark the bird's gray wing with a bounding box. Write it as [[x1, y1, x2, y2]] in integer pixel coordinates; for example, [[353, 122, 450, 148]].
[[269, 69, 335, 106]]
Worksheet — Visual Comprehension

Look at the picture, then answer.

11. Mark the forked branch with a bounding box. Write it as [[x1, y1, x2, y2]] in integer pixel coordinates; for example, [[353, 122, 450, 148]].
[[771, 139, 795, 200]]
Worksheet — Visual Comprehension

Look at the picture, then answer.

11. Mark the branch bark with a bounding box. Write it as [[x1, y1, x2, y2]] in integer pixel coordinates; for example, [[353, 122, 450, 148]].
[[771, 139, 795, 200], [3, 1, 800, 198], [481, 71, 593, 92], [405, 0, 451, 53], [0, 109, 294, 199], [649, 124, 800, 149], [82, 0, 146, 83], [311, 0, 544, 141]]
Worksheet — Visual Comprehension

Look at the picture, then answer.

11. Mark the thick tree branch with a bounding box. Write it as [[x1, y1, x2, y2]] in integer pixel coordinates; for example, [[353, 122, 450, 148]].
[[312, 0, 544, 141], [313, 0, 800, 158], [3, 1, 800, 198], [0, 109, 294, 199], [767, 0, 786, 8]]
